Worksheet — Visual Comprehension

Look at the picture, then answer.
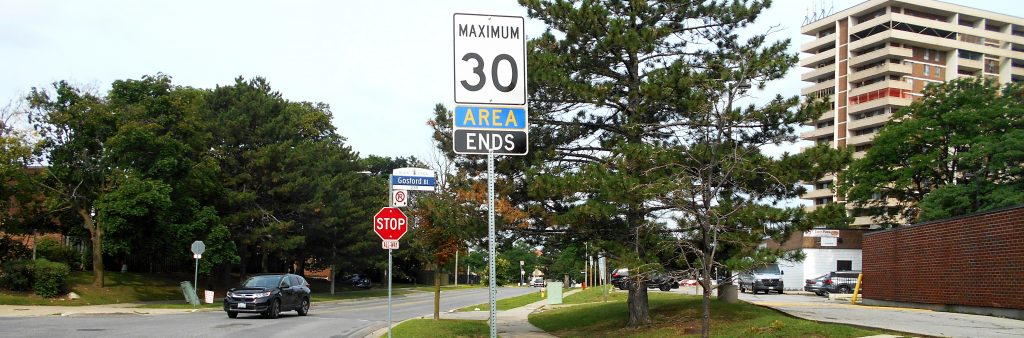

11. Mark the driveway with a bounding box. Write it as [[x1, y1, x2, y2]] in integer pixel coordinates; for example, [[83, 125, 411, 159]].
[[737, 291, 1024, 338]]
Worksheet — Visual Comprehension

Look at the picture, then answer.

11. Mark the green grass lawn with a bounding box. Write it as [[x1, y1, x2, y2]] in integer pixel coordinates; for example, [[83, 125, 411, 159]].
[[456, 288, 545, 312], [529, 292, 884, 338], [562, 285, 624, 304], [0, 272, 414, 306], [407, 284, 484, 293], [311, 288, 411, 302], [385, 319, 489, 338], [0, 271, 186, 306]]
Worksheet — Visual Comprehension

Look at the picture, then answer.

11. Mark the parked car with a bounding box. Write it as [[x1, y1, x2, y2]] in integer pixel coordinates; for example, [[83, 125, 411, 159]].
[[821, 270, 861, 295], [738, 263, 785, 294], [224, 273, 311, 319], [530, 277, 546, 287], [804, 273, 829, 296], [610, 268, 679, 291], [343, 274, 372, 289], [611, 268, 629, 289]]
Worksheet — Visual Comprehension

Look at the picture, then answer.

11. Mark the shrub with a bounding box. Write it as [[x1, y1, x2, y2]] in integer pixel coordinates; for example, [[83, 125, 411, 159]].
[[31, 259, 70, 297], [1, 259, 34, 291], [35, 237, 80, 270], [0, 235, 31, 264]]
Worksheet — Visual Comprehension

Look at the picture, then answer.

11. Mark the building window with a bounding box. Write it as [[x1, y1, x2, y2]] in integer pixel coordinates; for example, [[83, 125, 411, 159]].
[[815, 197, 832, 205], [924, 49, 931, 61], [837, 260, 853, 271], [815, 181, 832, 190], [923, 65, 930, 76]]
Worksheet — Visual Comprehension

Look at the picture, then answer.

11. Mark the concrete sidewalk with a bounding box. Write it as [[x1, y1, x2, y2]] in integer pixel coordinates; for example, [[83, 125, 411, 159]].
[[0, 303, 211, 317]]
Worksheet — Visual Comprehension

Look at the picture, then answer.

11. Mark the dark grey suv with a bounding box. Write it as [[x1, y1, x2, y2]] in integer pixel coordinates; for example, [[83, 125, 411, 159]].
[[224, 273, 311, 319]]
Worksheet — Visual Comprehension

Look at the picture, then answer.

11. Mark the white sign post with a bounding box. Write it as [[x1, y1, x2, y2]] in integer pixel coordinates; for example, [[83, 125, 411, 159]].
[[454, 13, 528, 338], [190, 240, 205, 308]]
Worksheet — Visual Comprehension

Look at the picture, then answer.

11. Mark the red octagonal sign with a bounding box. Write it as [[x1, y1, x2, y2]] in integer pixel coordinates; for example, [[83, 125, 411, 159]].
[[373, 207, 408, 241]]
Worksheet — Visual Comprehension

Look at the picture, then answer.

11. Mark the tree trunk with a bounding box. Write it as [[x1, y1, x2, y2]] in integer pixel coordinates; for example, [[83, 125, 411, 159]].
[[701, 272, 712, 338], [260, 247, 269, 273], [433, 265, 442, 320], [238, 243, 248, 283], [626, 280, 650, 327], [75, 205, 104, 288], [90, 226, 104, 287]]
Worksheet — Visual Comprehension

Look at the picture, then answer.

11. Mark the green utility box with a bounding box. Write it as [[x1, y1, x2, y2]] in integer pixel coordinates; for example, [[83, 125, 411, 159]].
[[180, 281, 200, 306], [546, 282, 563, 305]]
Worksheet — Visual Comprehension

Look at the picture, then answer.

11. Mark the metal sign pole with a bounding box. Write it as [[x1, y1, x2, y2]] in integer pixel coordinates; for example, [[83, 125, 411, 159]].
[[193, 257, 199, 308], [388, 248, 393, 338], [487, 150, 497, 338]]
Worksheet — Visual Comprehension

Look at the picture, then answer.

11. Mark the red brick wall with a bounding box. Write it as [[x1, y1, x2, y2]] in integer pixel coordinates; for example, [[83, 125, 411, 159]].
[[863, 206, 1024, 310]]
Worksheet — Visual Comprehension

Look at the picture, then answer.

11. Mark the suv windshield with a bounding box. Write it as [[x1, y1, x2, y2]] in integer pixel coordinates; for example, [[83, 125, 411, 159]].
[[243, 275, 283, 288], [753, 264, 781, 275]]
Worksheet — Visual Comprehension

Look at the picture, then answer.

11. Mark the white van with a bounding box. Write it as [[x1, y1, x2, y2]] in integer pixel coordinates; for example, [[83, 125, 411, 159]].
[[738, 263, 784, 294]]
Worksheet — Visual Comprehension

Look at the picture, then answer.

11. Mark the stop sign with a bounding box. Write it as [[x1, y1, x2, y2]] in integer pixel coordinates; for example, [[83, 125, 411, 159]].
[[373, 207, 408, 241]]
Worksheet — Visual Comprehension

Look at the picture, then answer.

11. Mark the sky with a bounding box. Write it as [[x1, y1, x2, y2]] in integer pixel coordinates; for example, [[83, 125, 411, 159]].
[[3, 0, 1024, 163]]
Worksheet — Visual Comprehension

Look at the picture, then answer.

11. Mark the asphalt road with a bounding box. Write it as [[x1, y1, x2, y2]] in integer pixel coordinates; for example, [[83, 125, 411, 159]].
[[0, 287, 537, 338]]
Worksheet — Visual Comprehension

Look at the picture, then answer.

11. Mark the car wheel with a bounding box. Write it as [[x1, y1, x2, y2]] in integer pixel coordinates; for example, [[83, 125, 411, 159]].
[[778, 290, 784, 294], [265, 299, 281, 319], [227, 311, 238, 319], [659, 285, 671, 292], [297, 297, 310, 316], [838, 286, 852, 294]]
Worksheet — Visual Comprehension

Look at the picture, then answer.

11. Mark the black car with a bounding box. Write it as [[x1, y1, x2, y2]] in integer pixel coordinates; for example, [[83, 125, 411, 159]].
[[610, 268, 679, 291], [224, 274, 311, 319], [343, 274, 372, 289]]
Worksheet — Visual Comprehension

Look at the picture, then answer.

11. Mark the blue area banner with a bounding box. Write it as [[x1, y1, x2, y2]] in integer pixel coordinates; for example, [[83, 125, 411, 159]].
[[454, 106, 527, 129]]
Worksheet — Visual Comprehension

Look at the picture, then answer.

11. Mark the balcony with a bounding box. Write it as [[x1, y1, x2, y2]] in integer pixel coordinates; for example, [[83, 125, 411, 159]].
[[850, 96, 912, 114], [852, 216, 876, 227], [803, 188, 835, 200], [853, 150, 867, 159], [802, 32, 837, 54], [801, 79, 836, 96], [847, 132, 875, 146], [800, 126, 833, 140], [849, 46, 913, 68], [849, 62, 912, 82], [849, 79, 912, 97], [959, 58, 983, 71], [848, 111, 892, 130], [851, 30, 956, 53], [851, 12, 892, 33], [1013, 66, 1024, 77], [802, 65, 835, 82], [800, 50, 836, 68], [804, 109, 835, 126]]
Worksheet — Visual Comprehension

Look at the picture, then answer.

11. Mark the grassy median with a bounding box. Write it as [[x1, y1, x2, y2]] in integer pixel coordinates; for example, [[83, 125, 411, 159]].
[[456, 288, 546, 312], [530, 292, 883, 337], [385, 319, 489, 338]]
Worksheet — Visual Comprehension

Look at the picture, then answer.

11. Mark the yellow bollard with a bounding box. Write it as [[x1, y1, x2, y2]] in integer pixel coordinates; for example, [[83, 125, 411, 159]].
[[851, 273, 864, 304], [541, 287, 546, 299]]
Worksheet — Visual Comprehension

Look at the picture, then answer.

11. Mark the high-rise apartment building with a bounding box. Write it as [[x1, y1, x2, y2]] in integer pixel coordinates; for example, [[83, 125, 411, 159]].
[[799, 0, 1024, 228]]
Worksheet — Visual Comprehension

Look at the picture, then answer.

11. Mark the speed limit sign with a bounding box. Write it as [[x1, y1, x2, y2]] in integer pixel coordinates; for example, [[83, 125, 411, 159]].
[[453, 13, 526, 105]]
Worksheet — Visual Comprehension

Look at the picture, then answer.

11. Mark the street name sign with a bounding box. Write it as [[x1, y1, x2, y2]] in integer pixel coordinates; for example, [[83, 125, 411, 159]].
[[390, 175, 436, 191]]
